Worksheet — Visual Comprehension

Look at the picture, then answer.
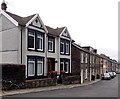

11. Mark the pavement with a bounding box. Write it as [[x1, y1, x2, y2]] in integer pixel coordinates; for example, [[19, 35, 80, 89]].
[[0, 79, 101, 96]]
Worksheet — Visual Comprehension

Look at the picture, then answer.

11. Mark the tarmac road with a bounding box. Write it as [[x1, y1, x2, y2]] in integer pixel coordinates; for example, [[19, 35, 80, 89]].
[[4, 74, 119, 97]]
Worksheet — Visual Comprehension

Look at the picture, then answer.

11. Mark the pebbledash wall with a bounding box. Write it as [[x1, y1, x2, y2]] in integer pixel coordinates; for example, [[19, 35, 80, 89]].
[[0, 9, 72, 80]]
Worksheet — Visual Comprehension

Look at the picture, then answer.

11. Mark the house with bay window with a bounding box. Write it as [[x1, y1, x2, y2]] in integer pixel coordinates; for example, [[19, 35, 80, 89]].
[[46, 26, 72, 76], [0, 6, 72, 80]]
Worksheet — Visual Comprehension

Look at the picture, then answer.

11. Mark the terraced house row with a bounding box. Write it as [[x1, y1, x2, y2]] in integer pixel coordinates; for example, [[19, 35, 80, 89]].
[[0, 2, 118, 89]]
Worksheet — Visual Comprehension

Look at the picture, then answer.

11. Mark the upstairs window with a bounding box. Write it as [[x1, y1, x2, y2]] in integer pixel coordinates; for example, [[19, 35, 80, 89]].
[[28, 29, 44, 52], [60, 42, 64, 54], [48, 37, 55, 52], [81, 53, 84, 63], [85, 54, 88, 63], [60, 39, 70, 55], [65, 43, 69, 54], [28, 31, 35, 50], [37, 34, 43, 51]]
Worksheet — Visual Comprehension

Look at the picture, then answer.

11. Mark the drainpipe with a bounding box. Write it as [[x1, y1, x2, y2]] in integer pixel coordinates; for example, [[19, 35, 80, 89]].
[[21, 27, 23, 64]]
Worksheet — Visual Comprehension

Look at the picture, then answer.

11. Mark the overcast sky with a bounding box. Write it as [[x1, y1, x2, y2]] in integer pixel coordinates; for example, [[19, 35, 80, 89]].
[[0, 0, 119, 61]]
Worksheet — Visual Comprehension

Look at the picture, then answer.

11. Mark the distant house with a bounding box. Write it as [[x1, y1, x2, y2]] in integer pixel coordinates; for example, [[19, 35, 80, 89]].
[[0, 3, 72, 80], [71, 44, 103, 83], [71, 43, 91, 83]]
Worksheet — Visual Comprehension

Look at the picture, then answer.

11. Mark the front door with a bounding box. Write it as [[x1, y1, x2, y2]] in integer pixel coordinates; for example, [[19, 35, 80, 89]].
[[47, 58, 55, 75]]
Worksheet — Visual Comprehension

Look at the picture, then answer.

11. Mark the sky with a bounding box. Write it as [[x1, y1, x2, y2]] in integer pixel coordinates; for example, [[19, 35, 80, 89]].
[[0, 0, 119, 61]]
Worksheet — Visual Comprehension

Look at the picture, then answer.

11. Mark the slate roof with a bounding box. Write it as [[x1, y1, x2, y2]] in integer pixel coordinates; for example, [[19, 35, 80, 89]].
[[5, 11, 65, 36], [46, 26, 65, 36], [6, 11, 35, 26]]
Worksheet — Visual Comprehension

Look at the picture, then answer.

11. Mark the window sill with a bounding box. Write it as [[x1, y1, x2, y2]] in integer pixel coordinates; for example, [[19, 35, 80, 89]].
[[37, 49, 43, 51], [37, 74, 43, 76], [28, 48, 35, 50], [28, 75, 35, 77]]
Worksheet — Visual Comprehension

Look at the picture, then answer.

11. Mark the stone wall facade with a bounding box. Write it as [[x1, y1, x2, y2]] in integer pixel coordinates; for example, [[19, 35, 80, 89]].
[[71, 44, 80, 75]]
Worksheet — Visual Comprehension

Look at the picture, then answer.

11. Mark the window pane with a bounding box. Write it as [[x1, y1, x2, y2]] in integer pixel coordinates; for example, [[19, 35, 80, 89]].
[[37, 63, 42, 75], [60, 62, 64, 71], [28, 35, 34, 48], [65, 62, 69, 73], [81, 53, 84, 63], [48, 42, 53, 51], [48, 37, 54, 52], [65, 43, 69, 54], [60, 42, 64, 53], [28, 62, 35, 76], [37, 34, 43, 50]]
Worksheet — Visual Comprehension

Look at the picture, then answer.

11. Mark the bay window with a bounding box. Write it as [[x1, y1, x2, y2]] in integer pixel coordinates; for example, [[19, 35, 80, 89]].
[[28, 29, 44, 52], [60, 39, 70, 55], [27, 56, 44, 77], [60, 59, 70, 73]]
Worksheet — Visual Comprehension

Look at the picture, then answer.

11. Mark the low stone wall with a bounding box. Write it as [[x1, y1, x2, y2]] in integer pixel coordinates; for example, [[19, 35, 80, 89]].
[[22, 78, 57, 89], [62, 75, 80, 85]]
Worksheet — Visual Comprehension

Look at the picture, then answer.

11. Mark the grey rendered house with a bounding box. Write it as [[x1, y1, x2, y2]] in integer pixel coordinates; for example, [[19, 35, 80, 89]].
[[0, 5, 72, 80]]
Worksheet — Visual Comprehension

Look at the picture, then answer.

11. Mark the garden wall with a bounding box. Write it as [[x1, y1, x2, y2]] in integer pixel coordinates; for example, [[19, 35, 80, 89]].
[[62, 75, 80, 85]]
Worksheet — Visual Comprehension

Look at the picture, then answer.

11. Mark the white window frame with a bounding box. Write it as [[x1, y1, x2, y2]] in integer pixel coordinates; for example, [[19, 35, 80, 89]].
[[28, 60, 35, 76], [65, 62, 69, 73], [65, 43, 69, 54], [85, 68, 88, 79], [37, 34, 43, 51], [37, 59, 43, 76], [28, 32, 35, 50], [48, 38, 54, 52], [85, 54, 88, 63], [81, 53, 84, 63], [60, 42, 64, 54]]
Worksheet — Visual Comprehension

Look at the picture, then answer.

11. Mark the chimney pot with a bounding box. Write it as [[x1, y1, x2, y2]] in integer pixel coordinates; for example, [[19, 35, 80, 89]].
[[1, 1, 7, 11]]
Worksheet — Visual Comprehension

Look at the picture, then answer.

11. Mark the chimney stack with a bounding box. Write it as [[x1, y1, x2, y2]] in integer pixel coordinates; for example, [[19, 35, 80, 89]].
[[1, 0, 7, 11]]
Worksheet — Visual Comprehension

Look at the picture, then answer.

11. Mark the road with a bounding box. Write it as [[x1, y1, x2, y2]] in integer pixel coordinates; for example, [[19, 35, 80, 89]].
[[4, 74, 119, 97]]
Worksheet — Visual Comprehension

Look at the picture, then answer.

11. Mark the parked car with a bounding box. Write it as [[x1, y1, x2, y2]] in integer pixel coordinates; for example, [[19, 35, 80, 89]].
[[112, 72, 116, 77], [101, 73, 111, 80], [108, 72, 114, 78], [116, 70, 120, 74]]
